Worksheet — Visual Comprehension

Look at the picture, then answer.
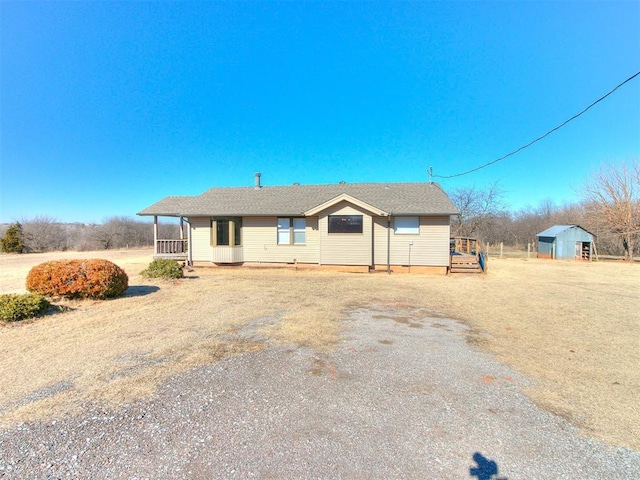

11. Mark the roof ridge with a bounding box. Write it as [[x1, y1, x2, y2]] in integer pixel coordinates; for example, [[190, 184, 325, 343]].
[[202, 181, 442, 191]]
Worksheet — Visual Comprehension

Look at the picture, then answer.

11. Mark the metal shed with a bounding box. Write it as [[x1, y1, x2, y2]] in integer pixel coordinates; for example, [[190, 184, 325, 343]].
[[536, 225, 596, 260]]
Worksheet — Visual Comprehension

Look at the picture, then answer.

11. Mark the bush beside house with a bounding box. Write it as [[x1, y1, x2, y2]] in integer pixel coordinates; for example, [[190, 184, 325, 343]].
[[140, 259, 184, 279]]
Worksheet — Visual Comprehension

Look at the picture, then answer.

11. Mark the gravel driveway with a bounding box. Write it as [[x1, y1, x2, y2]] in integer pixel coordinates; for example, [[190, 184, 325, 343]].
[[1, 307, 638, 479]]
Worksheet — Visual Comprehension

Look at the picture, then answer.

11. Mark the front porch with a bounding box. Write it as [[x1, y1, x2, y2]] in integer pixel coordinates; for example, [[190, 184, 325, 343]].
[[151, 215, 190, 263]]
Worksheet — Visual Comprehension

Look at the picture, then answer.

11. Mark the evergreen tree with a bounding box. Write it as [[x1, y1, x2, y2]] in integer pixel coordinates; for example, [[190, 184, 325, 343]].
[[1, 222, 25, 253]]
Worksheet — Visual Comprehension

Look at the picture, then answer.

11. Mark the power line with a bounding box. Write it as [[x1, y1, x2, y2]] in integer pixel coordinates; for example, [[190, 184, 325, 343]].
[[433, 70, 640, 179]]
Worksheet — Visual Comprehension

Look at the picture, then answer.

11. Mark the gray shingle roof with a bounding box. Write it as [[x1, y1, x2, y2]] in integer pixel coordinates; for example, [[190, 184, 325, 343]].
[[137, 182, 459, 217]]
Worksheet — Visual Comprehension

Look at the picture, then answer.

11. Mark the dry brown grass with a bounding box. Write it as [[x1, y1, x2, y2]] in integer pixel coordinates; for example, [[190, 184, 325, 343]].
[[1, 249, 638, 451]]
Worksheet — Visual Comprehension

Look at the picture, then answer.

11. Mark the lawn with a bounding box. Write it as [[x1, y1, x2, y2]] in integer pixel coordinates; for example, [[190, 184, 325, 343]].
[[0, 249, 638, 451]]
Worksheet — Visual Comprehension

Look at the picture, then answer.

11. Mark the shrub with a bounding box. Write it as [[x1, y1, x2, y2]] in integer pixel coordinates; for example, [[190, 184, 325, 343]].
[[0, 293, 50, 322], [26, 259, 129, 299], [140, 259, 184, 279]]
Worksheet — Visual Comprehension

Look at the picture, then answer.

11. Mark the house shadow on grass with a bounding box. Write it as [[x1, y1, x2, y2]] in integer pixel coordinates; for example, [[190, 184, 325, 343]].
[[124, 285, 160, 297]]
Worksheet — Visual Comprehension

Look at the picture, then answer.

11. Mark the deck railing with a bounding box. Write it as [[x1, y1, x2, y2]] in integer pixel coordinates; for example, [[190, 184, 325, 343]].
[[450, 237, 487, 273], [156, 239, 188, 255], [450, 237, 484, 256]]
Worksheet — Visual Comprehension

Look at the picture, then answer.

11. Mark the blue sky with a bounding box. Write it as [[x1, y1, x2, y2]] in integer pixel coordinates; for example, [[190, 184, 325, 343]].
[[1, 1, 638, 224]]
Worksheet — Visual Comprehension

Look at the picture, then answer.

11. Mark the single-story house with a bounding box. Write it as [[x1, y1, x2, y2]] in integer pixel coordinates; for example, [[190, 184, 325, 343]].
[[536, 225, 596, 260], [137, 174, 459, 273]]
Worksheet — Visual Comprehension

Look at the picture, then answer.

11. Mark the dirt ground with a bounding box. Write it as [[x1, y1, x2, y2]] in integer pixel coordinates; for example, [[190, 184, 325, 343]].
[[0, 249, 638, 451]]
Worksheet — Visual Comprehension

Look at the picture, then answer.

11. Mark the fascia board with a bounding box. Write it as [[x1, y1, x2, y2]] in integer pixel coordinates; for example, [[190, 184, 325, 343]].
[[304, 193, 388, 216]]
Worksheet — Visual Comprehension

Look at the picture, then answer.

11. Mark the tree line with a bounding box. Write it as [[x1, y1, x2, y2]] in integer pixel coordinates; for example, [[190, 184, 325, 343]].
[[449, 160, 639, 260], [0, 216, 179, 253], [2, 160, 638, 259]]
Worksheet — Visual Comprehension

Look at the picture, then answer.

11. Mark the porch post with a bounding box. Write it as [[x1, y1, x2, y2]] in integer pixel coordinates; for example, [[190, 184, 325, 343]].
[[180, 217, 184, 240], [187, 220, 193, 266], [153, 216, 158, 256]]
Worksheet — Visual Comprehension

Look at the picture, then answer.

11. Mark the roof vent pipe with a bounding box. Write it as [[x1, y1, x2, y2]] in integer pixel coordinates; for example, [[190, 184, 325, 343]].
[[254, 172, 261, 189]]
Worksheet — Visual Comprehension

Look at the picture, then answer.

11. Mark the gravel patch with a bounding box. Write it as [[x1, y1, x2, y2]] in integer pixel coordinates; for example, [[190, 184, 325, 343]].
[[0, 381, 74, 416], [1, 307, 638, 479]]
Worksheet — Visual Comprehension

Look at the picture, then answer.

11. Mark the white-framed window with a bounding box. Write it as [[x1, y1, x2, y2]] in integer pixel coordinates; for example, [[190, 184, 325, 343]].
[[293, 218, 306, 244], [277, 218, 291, 244], [278, 217, 306, 244], [394, 216, 419, 235]]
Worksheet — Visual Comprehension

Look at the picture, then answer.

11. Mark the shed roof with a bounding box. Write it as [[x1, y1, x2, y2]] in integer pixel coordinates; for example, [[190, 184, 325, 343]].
[[138, 182, 459, 217], [536, 225, 595, 238]]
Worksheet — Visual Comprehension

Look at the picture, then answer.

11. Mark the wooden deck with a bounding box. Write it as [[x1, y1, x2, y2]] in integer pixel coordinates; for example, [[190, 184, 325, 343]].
[[450, 237, 487, 274]]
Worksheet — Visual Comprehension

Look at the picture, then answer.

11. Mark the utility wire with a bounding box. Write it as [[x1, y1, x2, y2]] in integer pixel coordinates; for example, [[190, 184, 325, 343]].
[[433, 70, 640, 179]]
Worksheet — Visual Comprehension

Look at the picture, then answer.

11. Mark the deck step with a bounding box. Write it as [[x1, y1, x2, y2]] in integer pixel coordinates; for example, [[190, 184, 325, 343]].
[[450, 267, 483, 273], [450, 255, 483, 274]]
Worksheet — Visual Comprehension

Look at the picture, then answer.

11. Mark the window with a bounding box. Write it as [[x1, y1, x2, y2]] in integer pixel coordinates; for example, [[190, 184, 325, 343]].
[[328, 215, 363, 234], [234, 218, 242, 246], [216, 219, 230, 245], [278, 217, 306, 245], [293, 218, 306, 244], [394, 216, 419, 235], [277, 218, 290, 244], [212, 218, 242, 246]]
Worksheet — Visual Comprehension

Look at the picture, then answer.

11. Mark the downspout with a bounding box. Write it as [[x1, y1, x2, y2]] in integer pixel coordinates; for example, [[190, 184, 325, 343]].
[[387, 214, 392, 275]]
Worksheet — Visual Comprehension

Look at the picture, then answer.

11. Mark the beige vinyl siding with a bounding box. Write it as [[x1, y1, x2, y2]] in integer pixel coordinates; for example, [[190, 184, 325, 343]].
[[212, 247, 244, 263], [188, 216, 213, 262], [374, 216, 450, 267], [319, 202, 372, 266], [242, 216, 319, 263]]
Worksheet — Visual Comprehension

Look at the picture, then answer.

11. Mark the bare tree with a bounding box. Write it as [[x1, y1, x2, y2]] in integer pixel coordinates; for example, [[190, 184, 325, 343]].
[[93, 217, 132, 249], [93, 216, 168, 249], [582, 160, 640, 260], [21, 215, 68, 252], [509, 200, 559, 248], [450, 182, 506, 239], [66, 223, 101, 251]]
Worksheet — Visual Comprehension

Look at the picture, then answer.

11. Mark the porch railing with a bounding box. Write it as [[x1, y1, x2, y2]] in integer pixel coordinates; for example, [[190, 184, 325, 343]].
[[156, 239, 188, 255]]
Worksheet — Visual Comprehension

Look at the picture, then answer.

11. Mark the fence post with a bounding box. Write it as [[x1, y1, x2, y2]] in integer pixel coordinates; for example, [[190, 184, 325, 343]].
[[527, 242, 530, 258], [500, 242, 503, 258]]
